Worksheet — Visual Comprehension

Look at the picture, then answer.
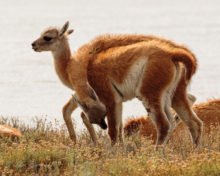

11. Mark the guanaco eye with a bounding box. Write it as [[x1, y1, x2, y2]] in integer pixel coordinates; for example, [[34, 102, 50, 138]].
[[43, 36, 52, 41]]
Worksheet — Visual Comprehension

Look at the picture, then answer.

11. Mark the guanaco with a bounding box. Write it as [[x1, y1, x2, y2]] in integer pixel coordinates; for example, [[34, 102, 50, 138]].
[[0, 124, 22, 140], [124, 96, 220, 143], [32, 22, 203, 148]]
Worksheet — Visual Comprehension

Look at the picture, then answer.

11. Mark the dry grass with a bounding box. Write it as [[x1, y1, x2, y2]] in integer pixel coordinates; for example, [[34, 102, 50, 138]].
[[0, 116, 219, 176]]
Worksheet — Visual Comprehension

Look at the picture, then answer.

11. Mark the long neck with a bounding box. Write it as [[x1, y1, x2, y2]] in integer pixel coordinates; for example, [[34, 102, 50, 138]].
[[52, 39, 72, 88]]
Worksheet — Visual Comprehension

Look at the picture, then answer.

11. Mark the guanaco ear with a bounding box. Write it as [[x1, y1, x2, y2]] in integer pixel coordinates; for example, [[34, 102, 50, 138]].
[[66, 29, 74, 36], [87, 83, 99, 101], [59, 21, 69, 37]]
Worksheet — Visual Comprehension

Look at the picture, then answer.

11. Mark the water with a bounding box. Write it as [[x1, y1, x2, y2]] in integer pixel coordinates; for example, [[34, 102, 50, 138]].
[[0, 0, 220, 131]]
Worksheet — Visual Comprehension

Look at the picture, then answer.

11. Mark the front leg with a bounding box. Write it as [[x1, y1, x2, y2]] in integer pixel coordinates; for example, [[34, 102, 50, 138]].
[[62, 96, 78, 143], [80, 112, 98, 144], [107, 103, 123, 145]]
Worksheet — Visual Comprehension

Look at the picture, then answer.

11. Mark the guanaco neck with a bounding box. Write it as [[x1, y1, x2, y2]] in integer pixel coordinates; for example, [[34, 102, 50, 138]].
[[52, 38, 73, 89], [51, 38, 94, 102]]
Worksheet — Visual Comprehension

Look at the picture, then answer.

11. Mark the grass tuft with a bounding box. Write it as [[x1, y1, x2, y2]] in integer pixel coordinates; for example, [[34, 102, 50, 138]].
[[0, 116, 219, 175]]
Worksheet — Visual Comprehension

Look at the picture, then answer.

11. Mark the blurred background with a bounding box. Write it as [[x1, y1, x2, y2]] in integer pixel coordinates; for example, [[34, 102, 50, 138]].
[[0, 0, 220, 131]]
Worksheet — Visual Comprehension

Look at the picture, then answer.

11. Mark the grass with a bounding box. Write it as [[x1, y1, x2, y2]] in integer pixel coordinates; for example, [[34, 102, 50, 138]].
[[0, 116, 219, 176]]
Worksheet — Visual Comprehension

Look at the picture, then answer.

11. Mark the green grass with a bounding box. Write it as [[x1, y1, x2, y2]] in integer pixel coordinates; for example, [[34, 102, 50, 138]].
[[0, 116, 219, 176]]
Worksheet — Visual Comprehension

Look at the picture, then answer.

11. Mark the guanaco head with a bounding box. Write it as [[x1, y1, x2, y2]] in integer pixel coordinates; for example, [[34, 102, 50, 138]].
[[72, 85, 107, 130], [32, 21, 74, 52]]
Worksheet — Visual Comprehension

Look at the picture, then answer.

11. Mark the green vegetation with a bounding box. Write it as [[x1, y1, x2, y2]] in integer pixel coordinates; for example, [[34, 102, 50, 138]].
[[0, 116, 219, 176]]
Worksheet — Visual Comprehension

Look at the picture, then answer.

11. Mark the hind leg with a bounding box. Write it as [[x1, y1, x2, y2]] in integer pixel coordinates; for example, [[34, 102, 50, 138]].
[[163, 96, 177, 145], [173, 93, 197, 124], [138, 56, 178, 149], [172, 78, 203, 146], [162, 61, 182, 144], [173, 97, 203, 146], [141, 96, 170, 149]]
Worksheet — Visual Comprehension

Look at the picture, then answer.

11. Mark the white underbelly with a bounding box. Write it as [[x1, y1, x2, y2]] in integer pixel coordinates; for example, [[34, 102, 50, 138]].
[[111, 57, 148, 103]]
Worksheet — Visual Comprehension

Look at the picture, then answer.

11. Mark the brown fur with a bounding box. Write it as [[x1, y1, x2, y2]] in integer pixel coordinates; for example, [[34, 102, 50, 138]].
[[77, 34, 197, 82], [0, 124, 22, 140], [32, 22, 201, 148], [124, 99, 220, 143]]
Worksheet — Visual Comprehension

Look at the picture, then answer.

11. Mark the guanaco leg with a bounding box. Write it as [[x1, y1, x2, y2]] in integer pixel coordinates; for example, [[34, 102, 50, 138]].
[[106, 102, 123, 145], [62, 95, 97, 144], [172, 76, 203, 146]]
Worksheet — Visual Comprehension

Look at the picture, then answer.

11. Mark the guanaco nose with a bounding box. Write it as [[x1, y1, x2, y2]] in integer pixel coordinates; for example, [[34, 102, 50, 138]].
[[32, 42, 36, 47]]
